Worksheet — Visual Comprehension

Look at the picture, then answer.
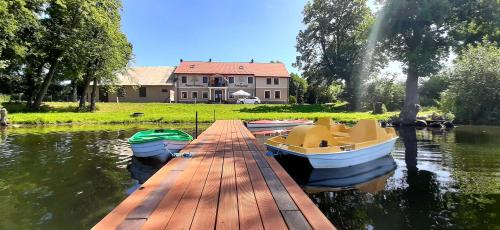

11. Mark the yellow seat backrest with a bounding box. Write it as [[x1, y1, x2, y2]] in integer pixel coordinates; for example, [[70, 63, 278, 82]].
[[316, 117, 349, 133], [285, 125, 335, 148], [348, 119, 387, 142]]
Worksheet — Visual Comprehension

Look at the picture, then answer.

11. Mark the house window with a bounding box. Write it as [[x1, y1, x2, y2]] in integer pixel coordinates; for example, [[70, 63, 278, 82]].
[[229, 77, 234, 84], [181, 76, 187, 84], [229, 92, 235, 99], [192, 91, 198, 99], [117, 87, 125, 97], [161, 88, 168, 93], [248, 77, 254, 84], [266, 78, 272, 85], [181, 91, 188, 99], [202, 76, 208, 84], [139, 87, 147, 97], [274, 90, 281, 99], [202, 91, 209, 99], [264, 90, 271, 99], [274, 78, 279, 85]]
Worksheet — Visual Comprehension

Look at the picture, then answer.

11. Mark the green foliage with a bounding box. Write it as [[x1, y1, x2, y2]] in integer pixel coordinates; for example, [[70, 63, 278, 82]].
[[289, 73, 308, 104], [448, 0, 500, 51], [295, 0, 375, 109], [0, 0, 131, 110], [362, 76, 405, 111], [380, 0, 451, 77], [440, 41, 500, 124], [289, 96, 297, 104], [306, 83, 343, 104], [419, 71, 451, 106], [0, 94, 10, 103]]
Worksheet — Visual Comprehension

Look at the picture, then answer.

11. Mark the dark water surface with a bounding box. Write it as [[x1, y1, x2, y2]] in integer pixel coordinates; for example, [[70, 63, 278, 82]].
[[0, 125, 499, 229], [0, 124, 206, 230], [262, 126, 500, 230]]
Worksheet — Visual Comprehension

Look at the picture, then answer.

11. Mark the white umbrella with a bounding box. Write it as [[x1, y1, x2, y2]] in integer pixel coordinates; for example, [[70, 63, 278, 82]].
[[231, 90, 251, 97]]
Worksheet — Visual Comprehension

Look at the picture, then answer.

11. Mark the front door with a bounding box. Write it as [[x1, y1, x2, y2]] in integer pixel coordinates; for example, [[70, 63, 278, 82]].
[[99, 88, 108, 102], [214, 90, 223, 103]]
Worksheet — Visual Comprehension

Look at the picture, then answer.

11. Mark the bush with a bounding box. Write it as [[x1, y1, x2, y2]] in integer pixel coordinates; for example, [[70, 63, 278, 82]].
[[419, 72, 451, 107], [289, 96, 297, 104], [440, 41, 500, 124], [362, 76, 405, 111], [0, 94, 10, 103]]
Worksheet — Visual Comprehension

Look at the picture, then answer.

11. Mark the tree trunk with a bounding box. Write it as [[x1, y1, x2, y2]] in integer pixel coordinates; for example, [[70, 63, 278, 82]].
[[399, 65, 419, 125], [26, 62, 44, 108], [78, 62, 94, 111], [90, 77, 98, 112], [31, 57, 60, 110], [71, 80, 78, 102], [344, 75, 360, 111]]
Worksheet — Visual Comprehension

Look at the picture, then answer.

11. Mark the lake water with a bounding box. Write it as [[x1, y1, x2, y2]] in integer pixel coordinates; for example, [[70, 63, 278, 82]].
[[264, 126, 500, 230], [0, 124, 498, 229]]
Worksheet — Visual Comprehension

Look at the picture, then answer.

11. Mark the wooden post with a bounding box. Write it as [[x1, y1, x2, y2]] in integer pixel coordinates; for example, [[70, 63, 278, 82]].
[[0, 108, 8, 126], [195, 111, 198, 139]]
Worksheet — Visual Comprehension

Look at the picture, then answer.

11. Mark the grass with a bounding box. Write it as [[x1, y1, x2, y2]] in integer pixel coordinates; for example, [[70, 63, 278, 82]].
[[1, 102, 435, 125]]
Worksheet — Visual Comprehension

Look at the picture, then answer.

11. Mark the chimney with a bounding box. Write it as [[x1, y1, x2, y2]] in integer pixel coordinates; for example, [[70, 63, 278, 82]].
[[250, 59, 254, 63], [209, 58, 212, 62], [180, 59, 183, 62]]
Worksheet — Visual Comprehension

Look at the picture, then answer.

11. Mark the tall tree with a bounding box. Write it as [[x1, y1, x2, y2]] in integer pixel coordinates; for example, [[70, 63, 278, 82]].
[[295, 0, 373, 109], [379, 0, 450, 124], [289, 73, 308, 104]]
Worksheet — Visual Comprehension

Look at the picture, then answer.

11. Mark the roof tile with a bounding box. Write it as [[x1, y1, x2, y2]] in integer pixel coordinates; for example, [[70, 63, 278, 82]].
[[173, 61, 290, 77]]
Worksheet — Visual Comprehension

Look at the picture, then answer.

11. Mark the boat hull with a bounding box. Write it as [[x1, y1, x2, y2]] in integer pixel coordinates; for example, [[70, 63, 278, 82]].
[[131, 140, 189, 158], [266, 138, 398, 168]]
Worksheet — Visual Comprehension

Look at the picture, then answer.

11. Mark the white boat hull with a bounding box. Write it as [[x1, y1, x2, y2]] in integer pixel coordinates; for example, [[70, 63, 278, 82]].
[[131, 140, 190, 158], [266, 138, 398, 168], [247, 121, 313, 128]]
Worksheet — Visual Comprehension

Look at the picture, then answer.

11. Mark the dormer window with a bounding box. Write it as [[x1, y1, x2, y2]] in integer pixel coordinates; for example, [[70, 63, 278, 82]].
[[189, 64, 195, 69]]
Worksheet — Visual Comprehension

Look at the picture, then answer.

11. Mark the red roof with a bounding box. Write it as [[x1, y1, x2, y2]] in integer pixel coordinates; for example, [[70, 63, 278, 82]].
[[173, 61, 290, 77]]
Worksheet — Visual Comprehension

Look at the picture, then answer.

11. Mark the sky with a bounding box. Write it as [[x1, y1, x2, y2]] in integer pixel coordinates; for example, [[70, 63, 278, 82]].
[[120, 0, 403, 76]]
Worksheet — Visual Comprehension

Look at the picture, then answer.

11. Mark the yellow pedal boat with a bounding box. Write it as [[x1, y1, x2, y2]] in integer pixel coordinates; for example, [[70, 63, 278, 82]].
[[265, 118, 398, 168]]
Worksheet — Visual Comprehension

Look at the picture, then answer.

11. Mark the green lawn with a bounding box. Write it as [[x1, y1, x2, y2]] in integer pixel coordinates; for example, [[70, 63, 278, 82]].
[[3, 102, 412, 125]]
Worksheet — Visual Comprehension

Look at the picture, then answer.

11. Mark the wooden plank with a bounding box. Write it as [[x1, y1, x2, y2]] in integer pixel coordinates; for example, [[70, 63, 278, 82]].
[[164, 152, 215, 229], [261, 148, 336, 230], [281, 210, 312, 230], [243, 150, 288, 230], [140, 154, 206, 230], [252, 150, 270, 169], [116, 218, 147, 230], [190, 151, 225, 230], [92, 157, 185, 230], [234, 151, 264, 230], [216, 152, 239, 229], [260, 167, 298, 211], [125, 159, 189, 219]]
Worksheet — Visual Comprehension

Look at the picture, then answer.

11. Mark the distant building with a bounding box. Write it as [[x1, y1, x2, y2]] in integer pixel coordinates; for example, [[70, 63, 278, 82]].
[[94, 60, 290, 103], [173, 61, 290, 103], [94, 66, 176, 103]]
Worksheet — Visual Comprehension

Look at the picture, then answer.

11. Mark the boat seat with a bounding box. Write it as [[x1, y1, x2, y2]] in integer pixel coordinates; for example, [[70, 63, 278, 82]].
[[316, 117, 350, 136], [347, 120, 389, 143], [332, 131, 350, 137], [285, 125, 337, 148]]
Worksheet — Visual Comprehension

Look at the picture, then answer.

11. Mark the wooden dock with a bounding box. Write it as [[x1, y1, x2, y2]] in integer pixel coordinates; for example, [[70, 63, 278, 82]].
[[93, 120, 335, 230]]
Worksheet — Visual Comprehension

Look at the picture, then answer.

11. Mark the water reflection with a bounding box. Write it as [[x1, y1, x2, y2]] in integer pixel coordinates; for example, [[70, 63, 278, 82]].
[[0, 124, 205, 230], [253, 125, 500, 230], [277, 155, 396, 194]]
